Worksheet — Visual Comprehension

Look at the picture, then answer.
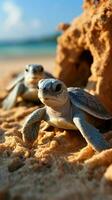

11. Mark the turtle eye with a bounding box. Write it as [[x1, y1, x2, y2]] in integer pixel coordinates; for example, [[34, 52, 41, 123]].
[[55, 84, 62, 92], [25, 68, 29, 72]]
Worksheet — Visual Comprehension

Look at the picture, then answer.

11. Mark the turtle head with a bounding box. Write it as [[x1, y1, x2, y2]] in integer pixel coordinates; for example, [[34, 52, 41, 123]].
[[24, 64, 44, 86], [38, 79, 69, 107]]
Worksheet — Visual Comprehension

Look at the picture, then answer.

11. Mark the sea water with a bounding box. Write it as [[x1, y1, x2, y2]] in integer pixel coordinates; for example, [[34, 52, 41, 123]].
[[0, 40, 56, 57]]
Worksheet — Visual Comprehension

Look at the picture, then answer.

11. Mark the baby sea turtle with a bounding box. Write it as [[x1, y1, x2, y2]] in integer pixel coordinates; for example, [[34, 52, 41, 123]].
[[2, 64, 53, 110], [22, 78, 112, 152]]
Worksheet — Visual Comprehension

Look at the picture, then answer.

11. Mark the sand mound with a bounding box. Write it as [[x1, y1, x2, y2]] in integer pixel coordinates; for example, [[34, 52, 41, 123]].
[[54, 0, 112, 113]]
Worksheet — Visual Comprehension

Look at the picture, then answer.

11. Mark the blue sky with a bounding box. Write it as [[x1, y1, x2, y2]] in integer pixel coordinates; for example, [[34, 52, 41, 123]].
[[0, 0, 83, 41]]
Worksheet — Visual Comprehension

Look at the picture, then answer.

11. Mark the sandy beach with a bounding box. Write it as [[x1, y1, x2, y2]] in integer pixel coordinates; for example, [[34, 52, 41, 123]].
[[0, 55, 55, 77], [0, 0, 112, 199]]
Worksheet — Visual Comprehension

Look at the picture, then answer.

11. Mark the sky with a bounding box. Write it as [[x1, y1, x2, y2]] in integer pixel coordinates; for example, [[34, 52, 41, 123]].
[[0, 0, 83, 41]]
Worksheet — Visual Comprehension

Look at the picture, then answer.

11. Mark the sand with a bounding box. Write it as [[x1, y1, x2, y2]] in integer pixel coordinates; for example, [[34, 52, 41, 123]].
[[0, 55, 54, 77], [0, 55, 112, 200]]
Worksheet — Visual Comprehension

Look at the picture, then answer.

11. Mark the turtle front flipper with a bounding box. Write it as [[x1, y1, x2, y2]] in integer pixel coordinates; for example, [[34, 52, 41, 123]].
[[2, 83, 25, 110], [7, 72, 24, 92], [22, 107, 46, 143], [73, 110, 111, 152]]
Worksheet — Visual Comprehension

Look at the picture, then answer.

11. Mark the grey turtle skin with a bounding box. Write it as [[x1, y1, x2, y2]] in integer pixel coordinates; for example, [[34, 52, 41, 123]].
[[2, 64, 53, 110], [22, 78, 112, 152]]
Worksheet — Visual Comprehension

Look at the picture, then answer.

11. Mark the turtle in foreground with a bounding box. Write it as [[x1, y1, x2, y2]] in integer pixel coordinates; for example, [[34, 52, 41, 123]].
[[22, 78, 112, 152], [2, 64, 53, 110]]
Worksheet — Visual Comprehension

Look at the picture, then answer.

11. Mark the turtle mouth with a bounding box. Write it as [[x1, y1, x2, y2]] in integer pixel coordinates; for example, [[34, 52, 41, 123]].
[[40, 95, 57, 102], [42, 97, 56, 100], [29, 76, 38, 80], [28, 76, 39, 83]]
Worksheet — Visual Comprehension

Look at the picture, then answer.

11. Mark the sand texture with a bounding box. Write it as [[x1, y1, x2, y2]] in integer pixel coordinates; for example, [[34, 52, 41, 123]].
[[1, 0, 112, 196], [54, 0, 112, 113], [0, 62, 112, 200]]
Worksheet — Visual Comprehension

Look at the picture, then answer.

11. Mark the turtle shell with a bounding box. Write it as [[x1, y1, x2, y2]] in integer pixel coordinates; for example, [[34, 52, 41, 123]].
[[68, 87, 112, 120]]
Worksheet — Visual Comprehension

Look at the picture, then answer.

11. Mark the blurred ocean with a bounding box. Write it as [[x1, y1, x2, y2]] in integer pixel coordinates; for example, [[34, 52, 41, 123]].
[[0, 33, 59, 58]]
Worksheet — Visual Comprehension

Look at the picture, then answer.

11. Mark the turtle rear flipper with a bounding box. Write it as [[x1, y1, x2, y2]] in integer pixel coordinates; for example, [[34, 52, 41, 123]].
[[2, 83, 25, 110], [73, 110, 111, 152]]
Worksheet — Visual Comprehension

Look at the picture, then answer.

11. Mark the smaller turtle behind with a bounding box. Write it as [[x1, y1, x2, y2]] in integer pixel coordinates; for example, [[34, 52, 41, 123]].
[[2, 64, 53, 110], [22, 78, 112, 152]]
